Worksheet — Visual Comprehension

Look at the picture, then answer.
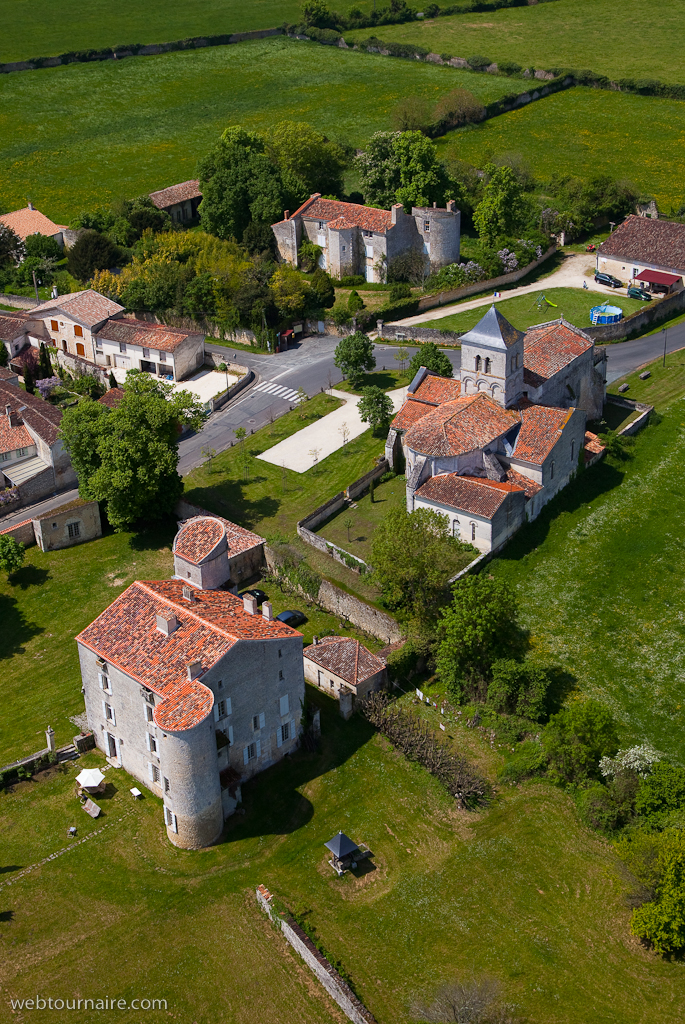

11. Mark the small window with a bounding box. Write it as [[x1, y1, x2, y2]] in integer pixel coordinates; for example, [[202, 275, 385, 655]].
[[0, 452, 9, 463], [471, 523, 476, 541], [17, 447, 28, 457], [142, 348, 150, 358], [153, 765, 160, 784], [50, 320, 58, 332], [253, 712, 265, 731], [158, 351, 165, 362], [318, 220, 324, 230], [475, 355, 482, 371], [281, 722, 290, 743], [146, 704, 154, 722], [278, 649, 282, 658], [52, 522, 57, 529], [278, 669, 283, 680], [217, 699, 226, 718], [341, 245, 346, 253], [424, 220, 430, 232], [105, 703, 114, 721], [364, 230, 373, 238], [484, 358, 491, 374], [119, 342, 127, 354], [148, 734, 157, 753], [164, 777, 170, 793], [74, 325, 83, 338], [67, 521, 81, 539], [329, 679, 334, 688], [218, 679, 223, 689], [246, 742, 257, 761], [550, 461, 555, 480], [452, 520, 460, 538], [571, 440, 575, 460]]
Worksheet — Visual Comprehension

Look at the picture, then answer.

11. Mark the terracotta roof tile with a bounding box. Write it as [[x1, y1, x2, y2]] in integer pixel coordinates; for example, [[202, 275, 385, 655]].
[[0, 312, 31, 343], [94, 316, 201, 354], [0, 207, 67, 241], [416, 473, 523, 519], [597, 215, 685, 272], [404, 393, 519, 457], [149, 179, 201, 210], [392, 398, 433, 431], [277, 194, 393, 234], [0, 366, 19, 381], [513, 405, 572, 465], [31, 290, 125, 327], [98, 387, 125, 408], [503, 466, 542, 498], [584, 430, 606, 456], [303, 636, 385, 687], [0, 380, 62, 446], [76, 580, 301, 732], [523, 320, 593, 386], [177, 506, 265, 559], [412, 374, 461, 405], [174, 517, 226, 565], [0, 419, 33, 455]]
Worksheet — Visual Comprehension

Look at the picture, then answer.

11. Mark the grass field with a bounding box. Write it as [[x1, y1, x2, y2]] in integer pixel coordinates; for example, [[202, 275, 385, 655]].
[[420, 286, 648, 335], [488, 354, 685, 765], [348, 0, 685, 85], [315, 473, 407, 563], [0, 38, 512, 225], [436, 86, 685, 210]]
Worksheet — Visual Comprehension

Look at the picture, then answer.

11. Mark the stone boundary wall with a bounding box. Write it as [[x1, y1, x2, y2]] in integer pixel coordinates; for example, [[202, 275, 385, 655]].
[[378, 324, 462, 346], [605, 395, 654, 436], [0, 293, 40, 309], [0, 517, 36, 545], [584, 289, 685, 343], [256, 885, 377, 1024], [55, 349, 110, 385], [209, 368, 254, 412]]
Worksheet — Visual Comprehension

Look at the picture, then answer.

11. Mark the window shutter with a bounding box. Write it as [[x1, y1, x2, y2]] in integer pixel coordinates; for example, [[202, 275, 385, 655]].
[[259, 712, 265, 729], [256, 739, 261, 758], [102, 700, 107, 720], [99, 674, 105, 690], [279, 694, 289, 717], [213, 703, 220, 722], [115, 737, 121, 764], [243, 746, 249, 765], [226, 697, 232, 716], [228, 725, 233, 745], [172, 813, 178, 834], [110, 708, 116, 727], [145, 732, 151, 751], [277, 726, 283, 749], [148, 761, 154, 781]]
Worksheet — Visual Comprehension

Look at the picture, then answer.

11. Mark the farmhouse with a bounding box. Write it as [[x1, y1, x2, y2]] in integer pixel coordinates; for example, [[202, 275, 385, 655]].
[[303, 636, 386, 718], [0, 203, 69, 247], [0, 380, 77, 503], [272, 193, 460, 283], [149, 179, 202, 224], [387, 306, 606, 553], [597, 215, 685, 293]]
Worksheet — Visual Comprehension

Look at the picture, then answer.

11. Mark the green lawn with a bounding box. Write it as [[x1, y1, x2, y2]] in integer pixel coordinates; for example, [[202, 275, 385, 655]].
[[0, 38, 513, 225], [420, 286, 648, 335], [435, 86, 685, 210], [315, 473, 408, 564], [607, 347, 685, 408], [336, 368, 412, 394], [347, 0, 685, 85]]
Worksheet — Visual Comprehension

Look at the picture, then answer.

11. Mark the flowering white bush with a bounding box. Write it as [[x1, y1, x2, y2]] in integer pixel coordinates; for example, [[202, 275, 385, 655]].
[[497, 248, 519, 273], [599, 744, 662, 779]]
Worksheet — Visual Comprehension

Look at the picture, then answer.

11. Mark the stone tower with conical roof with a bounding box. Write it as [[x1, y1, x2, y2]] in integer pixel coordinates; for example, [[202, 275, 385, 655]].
[[459, 305, 525, 408]]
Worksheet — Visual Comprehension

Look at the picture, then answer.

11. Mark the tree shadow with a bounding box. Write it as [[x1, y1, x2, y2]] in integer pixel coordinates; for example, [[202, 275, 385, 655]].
[[9, 565, 50, 590], [544, 666, 578, 718], [128, 517, 179, 551], [218, 686, 377, 845], [183, 481, 280, 532], [0, 911, 13, 922], [0, 865, 22, 874], [0, 594, 43, 660]]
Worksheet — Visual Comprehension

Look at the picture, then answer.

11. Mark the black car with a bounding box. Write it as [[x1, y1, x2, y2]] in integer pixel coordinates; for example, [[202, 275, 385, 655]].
[[275, 609, 306, 627], [240, 588, 268, 606], [595, 271, 622, 289]]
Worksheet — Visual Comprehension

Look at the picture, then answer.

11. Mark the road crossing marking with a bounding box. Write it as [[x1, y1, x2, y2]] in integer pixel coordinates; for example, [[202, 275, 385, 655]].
[[254, 380, 303, 403]]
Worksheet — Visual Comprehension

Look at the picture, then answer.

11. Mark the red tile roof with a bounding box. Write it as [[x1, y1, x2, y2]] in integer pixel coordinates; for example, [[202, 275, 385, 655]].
[[392, 398, 434, 431], [412, 374, 461, 404], [277, 194, 393, 234], [177, 505, 265, 559], [513, 405, 572, 464], [149, 179, 201, 210], [404, 393, 519, 457], [503, 466, 542, 499], [98, 387, 125, 408], [0, 365, 20, 381], [94, 316, 202, 353], [32, 290, 125, 327], [523, 320, 593, 388], [76, 579, 301, 732], [0, 312, 31, 343], [416, 472, 524, 519], [0, 207, 67, 240], [584, 430, 606, 456], [174, 517, 226, 564], [0, 418, 33, 455], [0, 380, 63, 446], [303, 636, 385, 687], [597, 215, 685, 272]]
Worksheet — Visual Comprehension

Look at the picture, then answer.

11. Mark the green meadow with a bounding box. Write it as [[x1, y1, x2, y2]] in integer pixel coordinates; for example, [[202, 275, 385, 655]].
[[348, 0, 685, 84], [437, 86, 685, 210], [0, 37, 512, 224]]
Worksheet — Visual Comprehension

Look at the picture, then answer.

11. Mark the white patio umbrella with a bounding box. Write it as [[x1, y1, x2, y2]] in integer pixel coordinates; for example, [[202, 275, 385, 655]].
[[76, 768, 105, 790]]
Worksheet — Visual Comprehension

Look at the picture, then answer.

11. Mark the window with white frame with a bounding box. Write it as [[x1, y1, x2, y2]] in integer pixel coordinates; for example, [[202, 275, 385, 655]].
[[424, 220, 430, 232], [0, 452, 9, 462], [99, 672, 112, 694], [281, 722, 290, 743], [244, 741, 259, 763], [145, 732, 157, 753], [164, 806, 177, 832], [164, 777, 170, 793], [104, 702, 115, 723], [17, 447, 28, 457], [253, 712, 265, 731], [152, 764, 160, 784], [217, 699, 226, 718], [67, 521, 81, 539], [145, 704, 154, 722]]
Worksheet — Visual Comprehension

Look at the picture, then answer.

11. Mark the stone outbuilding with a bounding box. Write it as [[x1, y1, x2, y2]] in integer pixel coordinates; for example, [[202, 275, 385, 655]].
[[272, 194, 460, 283], [149, 179, 202, 225], [303, 636, 386, 719], [597, 215, 685, 292], [173, 504, 265, 590], [32, 498, 101, 551]]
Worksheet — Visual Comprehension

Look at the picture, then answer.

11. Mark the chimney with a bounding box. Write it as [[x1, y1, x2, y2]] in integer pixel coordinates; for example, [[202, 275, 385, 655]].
[[446, 199, 456, 213], [156, 612, 178, 635], [243, 594, 258, 616], [312, 635, 318, 645], [262, 601, 273, 621], [28, 201, 35, 211], [391, 203, 403, 225], [284, 210, 289, 220], [182, 585, 195, 602], [187, 660, 202, 680], [433, 201, 437, 208]]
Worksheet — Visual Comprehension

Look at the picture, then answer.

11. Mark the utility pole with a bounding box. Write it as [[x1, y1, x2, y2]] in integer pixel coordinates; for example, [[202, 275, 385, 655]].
[[663, 326, 668, 368], [31, 269, 39, 301]]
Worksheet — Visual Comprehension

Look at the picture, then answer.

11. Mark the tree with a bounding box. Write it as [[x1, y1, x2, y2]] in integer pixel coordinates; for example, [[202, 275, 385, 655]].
[[269, 120, 346, 198], [433, 88, 485, 132], [630, 830, 685, 954], [310, 267, 335, 308], [412, 976, 524, 1024], [541, 699, 620, 786], [59, 372, 206, 531], [358, 386, 394, 434], [394, 345, 409, 372], [391, 95, 434, 134], [333, 331, 375, 385], [301, 0, 333, 26], [474, 164, 532, 244], [67, 230, 120, 281], [486, 658, 550, 722], [357, 131, 457, 211], [347, 289, 365, 313], [0, 341, 8, 368], [0, 224, 24, 268], [435, 575, 521, 702], [24, 232, 62, 260], [108, 370, 118, 389], [37, 342, 52, 381], [22, 361, 35, 395], [407, 342, 453, 380], [0, 535, 25, 578], [635, 762, 685, 820], [270, 263, 312, 318]]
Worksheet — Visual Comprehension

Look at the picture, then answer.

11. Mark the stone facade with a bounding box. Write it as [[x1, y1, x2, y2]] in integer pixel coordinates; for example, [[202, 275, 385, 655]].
[[33, 498, 101, 551]]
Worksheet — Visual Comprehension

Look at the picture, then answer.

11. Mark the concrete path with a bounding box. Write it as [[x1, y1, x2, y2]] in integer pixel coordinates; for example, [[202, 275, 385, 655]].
[[386, 252, 626, 328], [256, 387, 407, 474]]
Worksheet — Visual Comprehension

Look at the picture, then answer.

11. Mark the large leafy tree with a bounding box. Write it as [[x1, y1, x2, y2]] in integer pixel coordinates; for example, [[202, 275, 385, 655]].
[[0, 224, 25, 267], [357, 131, 457, 211], [0, 535, 25, 578], [541, 699, 620, 786], [358, 386, 393, 434], [407, 342, 453, 380], [269, 120, 346, 198], [270, 264, 312, 318], [59, 372, 206, 531], [473, 164, 532, 244], [67, 230, 120, 282], [333, 331, 375, 385]]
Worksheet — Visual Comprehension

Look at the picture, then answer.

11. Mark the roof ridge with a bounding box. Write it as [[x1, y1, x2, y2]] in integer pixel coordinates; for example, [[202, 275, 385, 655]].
[[135, 580, 242, 643]]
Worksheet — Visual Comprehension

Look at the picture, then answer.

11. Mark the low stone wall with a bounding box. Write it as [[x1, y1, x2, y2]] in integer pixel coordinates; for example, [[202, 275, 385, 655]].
[[256, 885, 377, 1024], [585, 289, 685, 342], [605, 395, 654, 436], [56, 349, 110, 385], [0, 517, 36, 545], [378, 324, 462, 346], [209, 368, 254, 412], [0, 293, 40, 309], [346, 460, 389, 500], [318, 581, 401, 643]]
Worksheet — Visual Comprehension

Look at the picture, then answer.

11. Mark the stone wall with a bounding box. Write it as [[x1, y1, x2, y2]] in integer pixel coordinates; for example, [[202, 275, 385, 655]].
[[55, 349, 110, 385], [256, 885, 378, 1024], [0, 517, 36, 545], [318, 581, 401, 643], [209, 369, 254, 412], [0, 294, 39, 309], [605, 395, 654, 436], [378, 323, 462, 345], [584, 288, 685, 342]]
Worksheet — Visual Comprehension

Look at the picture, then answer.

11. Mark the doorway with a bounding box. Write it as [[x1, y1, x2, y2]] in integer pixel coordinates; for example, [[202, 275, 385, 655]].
[[106, 732, 117, 758]]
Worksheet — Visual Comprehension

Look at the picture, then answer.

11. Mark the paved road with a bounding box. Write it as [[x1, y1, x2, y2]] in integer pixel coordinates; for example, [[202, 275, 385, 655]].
[[0, 487, 80, 530], [175, 319, 685, 475]]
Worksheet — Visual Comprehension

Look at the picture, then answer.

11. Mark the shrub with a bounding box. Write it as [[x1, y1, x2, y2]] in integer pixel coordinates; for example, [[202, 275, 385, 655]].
[[466, 55, 491, 71], [486, 658, 550, 721], [339, 274, 365, 286], [498, 59, 523, 76], [389, 282, 412, 301], [298, 239, 322, 272], [433, 88, 486, 132], [67, 230, 120, 281], [347, 289, 365, 313], [541, 699, 619, 786], [497, 740, 546, 784], [635, 762, 685, 822]]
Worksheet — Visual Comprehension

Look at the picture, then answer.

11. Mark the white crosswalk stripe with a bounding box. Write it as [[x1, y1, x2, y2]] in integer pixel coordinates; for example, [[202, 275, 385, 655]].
[[254, 380, 304, 403]]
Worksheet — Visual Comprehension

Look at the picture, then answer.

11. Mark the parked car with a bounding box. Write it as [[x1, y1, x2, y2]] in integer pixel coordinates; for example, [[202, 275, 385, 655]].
[[240, 588, 268, 606], [595, 271, 622, 288], [275, 609, 306, 627], [627, 285, 652, 301]]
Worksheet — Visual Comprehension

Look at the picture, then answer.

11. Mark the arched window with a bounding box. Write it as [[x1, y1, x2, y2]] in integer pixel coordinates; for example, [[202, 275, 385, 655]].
[[452, 520, 460, 538], [475, 355, 482, 371], [571, 440, 575, 461], [484, 358, 491, 374]]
